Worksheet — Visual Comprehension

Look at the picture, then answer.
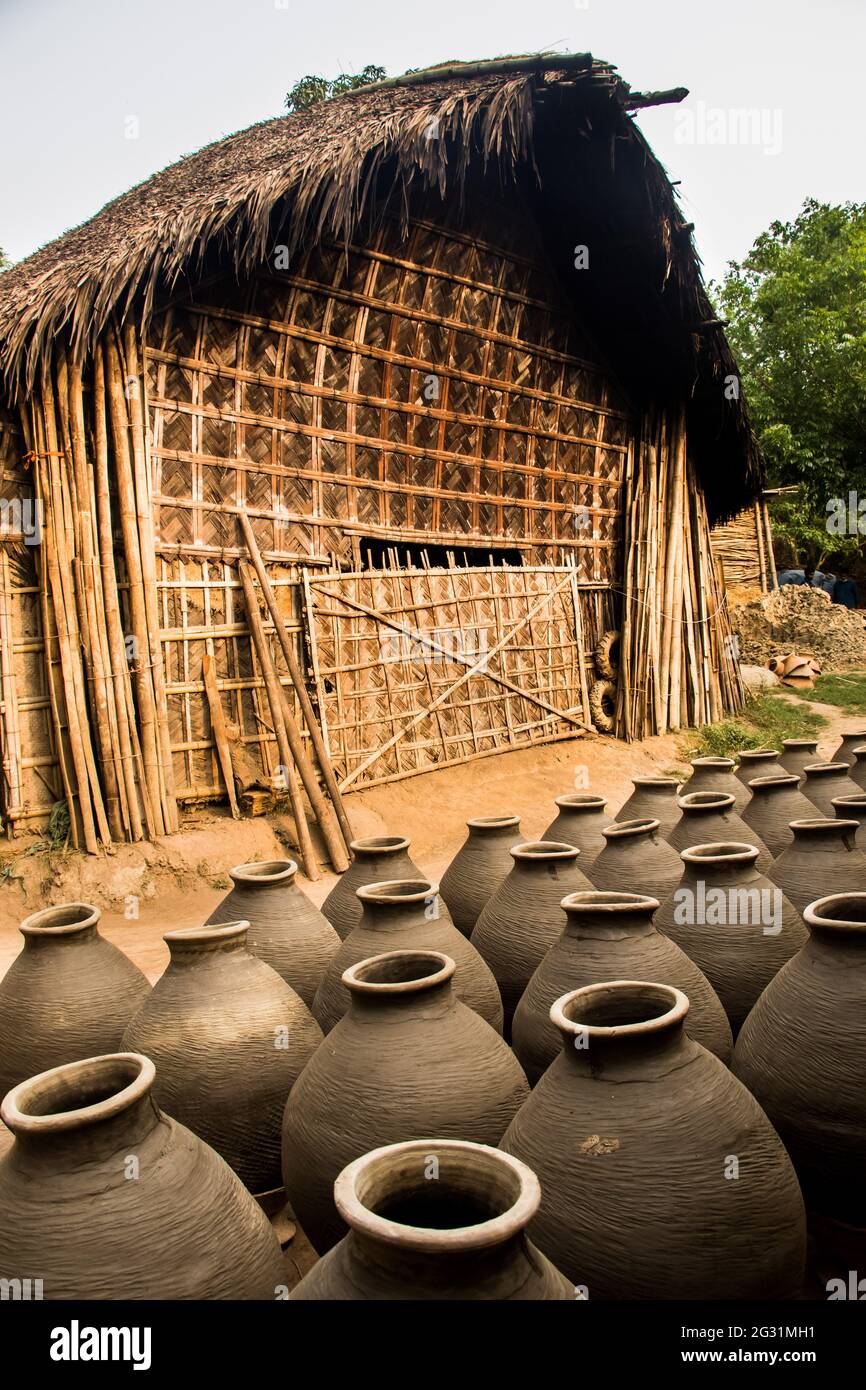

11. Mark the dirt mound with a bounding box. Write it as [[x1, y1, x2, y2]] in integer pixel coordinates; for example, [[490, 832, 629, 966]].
[[731, 585, 866, 672]]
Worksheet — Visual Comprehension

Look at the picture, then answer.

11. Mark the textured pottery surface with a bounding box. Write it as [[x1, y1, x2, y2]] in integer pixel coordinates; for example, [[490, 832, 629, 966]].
[[122, 922, 323, 1193], [768, 818, 866, 916], [800, 763, 862, 817], [778, 739, 820, 782], [204, 859, 339, 1005], [439, 816, 522, 937], [511, 892, 732, 1083], [541, 795, 609, 868], [829, 730, 866, 767], [0, 904, 150, 1097], [312, 881, 503, 1033], [500, 982, 807, 1299], [832, 795, 866, 850], [733, 893, 866, 1224], [321, 837, 424, 940], [655, 843, 807, 1033], [615, 779, 682, 837], [587, 818, 683, 902], [0, 1053, 285, 1299], [291, 1140, 573, 1300], [849, 749, 866, 791], [667, 792, 772, 871], [734, 749, 786, 786], [742, 775, 817, 858], [470, 843, 593, 1034], [685, 757, 749, 814], [283, 950, 529, 1254]]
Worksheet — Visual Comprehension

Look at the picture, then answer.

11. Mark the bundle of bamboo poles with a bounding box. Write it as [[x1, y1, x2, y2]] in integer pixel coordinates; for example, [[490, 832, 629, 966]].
[[617, 404, 744, 740]]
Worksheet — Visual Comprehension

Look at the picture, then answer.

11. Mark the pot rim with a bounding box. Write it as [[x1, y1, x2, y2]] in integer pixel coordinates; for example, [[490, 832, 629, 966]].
[[510, 840, 580, 862], [781, 738, 820, 749], [342, 949, 455, 996], [561, 889, 661, 915], [804, 892, 866, 932], [747, 774, 801, 792], [229, 859, 297, 885], [832, 794, 866, 810], [837, 731, 866, 741], [627, 777, 680, 792], [1, 1052, 154, 1136], [789, 817, 859, 837], [680, 841, 759, 866], [465, 815, 520, 830], [677, 791, 735, 810], [334, 1139, 540, 1253], [19, 902, 100, 937], [550, 979, 688, 1039], [852, 747, 866, 760], [803, 763, 852, 777], [552, 793, 606, 811], [164, 919, 249, 948], [349, 836, 411, 856], [736, 748, 782, 760], [356, 879, 438, 906], [690, 756, 736, 770], [601, 817, 659, 841]]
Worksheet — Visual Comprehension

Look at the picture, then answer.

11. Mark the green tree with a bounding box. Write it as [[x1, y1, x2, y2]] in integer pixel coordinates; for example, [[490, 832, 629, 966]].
[[715, 199, 866, 564], [0, 246, 9, 271], [285, 65, 386, 112]]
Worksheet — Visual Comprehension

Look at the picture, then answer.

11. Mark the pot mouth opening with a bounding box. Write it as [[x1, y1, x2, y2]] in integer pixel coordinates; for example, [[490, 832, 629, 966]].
[[356, 879, 437, 906], [690, 757, 735, 770], [748, 774, 800, 791], [602, 817, 659, 841], [839, 731, 866, 741], [790, 817, 858, 836], [335, 1139, 537, 1253], [19, 902, 99, 936], [782, 739, 819, 749], [832, 794, 866, 810], [561, 890, 660, 915], [803, 763, 850, 777], [511, 840, 579, 861], [465, 815, 520, 830], [350, 836, 411, 855], [629, 777, 680, 792], [804, 892, 866, 932], [164, 920, 249, 948], [736, 748, 781, 760], [343, 949, 454, 995], [553, 794, 606, 811], [1, 1053, 154, 1135], [551, 980, 688, 1037], [229, 859, 297, 884], [680, 841, 759, 865], [678, 792, 734, 810]]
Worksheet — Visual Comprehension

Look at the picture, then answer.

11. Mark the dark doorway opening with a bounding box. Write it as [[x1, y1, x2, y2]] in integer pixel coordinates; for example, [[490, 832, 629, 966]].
[[359, 537, 523, 569]]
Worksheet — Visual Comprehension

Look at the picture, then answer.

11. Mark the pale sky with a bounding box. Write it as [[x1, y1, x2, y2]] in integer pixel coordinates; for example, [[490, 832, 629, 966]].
[[0, 0, 862, 286]]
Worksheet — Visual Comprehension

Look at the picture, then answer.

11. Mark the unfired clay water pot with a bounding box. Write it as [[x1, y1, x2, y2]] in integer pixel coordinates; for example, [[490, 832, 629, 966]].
[[832, 794, 866, 850], [0, 903, 150, 1097], [767, 818, 866, 916], [615, 779, 682, 837], [500, 981, 807, 1299], [470, 843, 593, 1035], [282, 949, 529, 1253], [735, 748, 786, 786], [801, 763, 861, 816], [848, 747, 866, 791], [291, 1139, 574, 1300], [685, 757, 749, 814], [204, 859, 339, 1005], [588, 818, 684, 901], [655, 843, 807, 1033], [742, 774, 816, 857], [122, 922, 323, 1194], [541, 794, 609, 868], [511, 892, 732, 1083], [779, 738, 820, 781], [733, 892, 866, 1224], [312, 880, 503, 1034], [0, 1053, 285, 1299], [439, 816, 522, 937], [829, 729, 866, 767], [668, 791, 772, 871], [322, 836, 424, 940]]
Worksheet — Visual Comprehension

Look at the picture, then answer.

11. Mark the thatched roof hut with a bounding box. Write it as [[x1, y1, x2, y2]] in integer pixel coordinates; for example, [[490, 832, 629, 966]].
[[0, 54, 758, 854]]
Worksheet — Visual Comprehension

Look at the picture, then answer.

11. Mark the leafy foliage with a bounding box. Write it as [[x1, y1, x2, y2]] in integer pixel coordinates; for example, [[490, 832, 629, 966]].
[[285, 66, 386, 112], [0, 246, 9, 271]]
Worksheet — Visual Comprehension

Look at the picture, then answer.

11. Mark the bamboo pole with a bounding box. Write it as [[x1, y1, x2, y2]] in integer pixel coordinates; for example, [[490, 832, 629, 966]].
[[0, 548, 22, 828], [238, 559, 319, 880], [202, 653, 240, 819]]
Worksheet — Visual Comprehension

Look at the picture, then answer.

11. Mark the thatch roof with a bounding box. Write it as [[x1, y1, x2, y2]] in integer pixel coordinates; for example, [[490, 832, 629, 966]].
[[0, 52, 763, 515]]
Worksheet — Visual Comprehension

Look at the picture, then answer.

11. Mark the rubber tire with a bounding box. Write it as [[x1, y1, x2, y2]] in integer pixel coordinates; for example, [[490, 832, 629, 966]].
[[594, 629, 621, 678], [589, 678, 617, 734]]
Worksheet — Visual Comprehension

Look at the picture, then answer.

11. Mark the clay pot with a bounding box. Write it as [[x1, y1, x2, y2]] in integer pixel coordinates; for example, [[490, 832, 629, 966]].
[[511, 892, 732, 1083], [848, 747, 866, 791], [778, 738, 820, 781], [541, 794, 609, 867], [655, 843, 807, 1033], [668, 792, 772, 871], [500, 981, 806, 1299], [322, 836, 424, 940], [291, 1139, 573, 1300], [312, 880, 503, 1034], [588, 818, 689, 901], [685, 756, 749, 814], [121, 922, 322, 1194], [735, 748, 786, 786], [801, 763, 862, 816], [733, 892, 866, 1224], [833, 794, 866, 850], [282, 949, 529, 1253], [0, 903, 150, 1097], [615, 778, 682, 836], [829, 729, 866, 767], [767, 818, 866, 916], [0, 1053, 285, 1299], [439, 816, 522, 937], [203, 859, 339, 1005], [470, 843, 593, 1035], [742, 774, 817, 858]]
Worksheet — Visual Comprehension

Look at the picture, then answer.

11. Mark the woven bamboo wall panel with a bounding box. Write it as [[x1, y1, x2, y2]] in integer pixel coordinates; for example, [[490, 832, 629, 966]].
[[304, 564, 605, 789], [145, 200, 631, 578], [711, 501, 774, 593]]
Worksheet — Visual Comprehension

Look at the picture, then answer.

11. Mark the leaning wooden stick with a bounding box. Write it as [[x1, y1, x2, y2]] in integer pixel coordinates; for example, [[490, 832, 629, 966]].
[[238, 560, 319, 881], [201, 653, 240, 821], [236, 509, 353, 854]]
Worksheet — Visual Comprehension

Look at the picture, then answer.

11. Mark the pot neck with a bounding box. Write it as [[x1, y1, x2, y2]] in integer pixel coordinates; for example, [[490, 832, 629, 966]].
[[677, 793, 735, 820], [804, 893, 866, 956], [562, 891, 658, 940], [465, 816, 520, 841], [19, 902, 101, 949], [737, 750, 781, 768], [600, 818, 662, 852], [789, 819, 859, 853], [832, 796, 866, 824], [628, 778, 679, 799], [509, 842, 581, 875], [678, 842, 760, 884], [748, 774, 801, 798], [552, 795, 607, 818], [349, 837, 413, 870], [163, 920, 250, 964], [344, 950, 456, 1019], [804, 763, 851, 783], [356, 880, 440, 930], [689, 758, 735, 779], [554, 982, 688, 1072], [228, 860, 298, 893]]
